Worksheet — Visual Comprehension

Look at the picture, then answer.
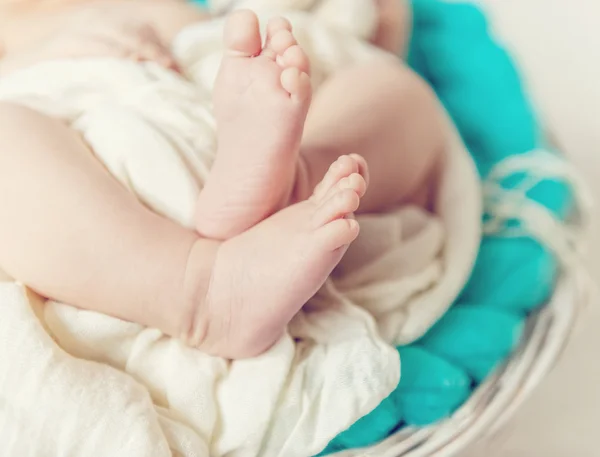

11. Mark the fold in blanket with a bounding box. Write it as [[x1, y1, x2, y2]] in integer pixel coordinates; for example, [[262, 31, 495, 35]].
[[0, 6, 481, 457]]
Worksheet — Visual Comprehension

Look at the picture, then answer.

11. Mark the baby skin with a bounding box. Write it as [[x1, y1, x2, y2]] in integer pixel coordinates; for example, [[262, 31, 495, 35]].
[[0, 4, 445, 359], [195, 13, 313, 239]]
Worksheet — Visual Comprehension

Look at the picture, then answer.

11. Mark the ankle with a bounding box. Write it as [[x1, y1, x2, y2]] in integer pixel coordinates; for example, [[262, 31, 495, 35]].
[[179, 237, 220, 347], [290, 152, 316, 205], [179, 236, 280, 359]]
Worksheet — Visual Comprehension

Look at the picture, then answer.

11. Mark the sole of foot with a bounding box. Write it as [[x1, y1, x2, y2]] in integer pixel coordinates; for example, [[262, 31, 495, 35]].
[[195, 10, 313, 240]]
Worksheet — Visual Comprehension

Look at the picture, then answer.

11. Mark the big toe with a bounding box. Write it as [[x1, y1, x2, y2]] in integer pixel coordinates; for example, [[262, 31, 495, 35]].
[[224, 9, 262, 57]]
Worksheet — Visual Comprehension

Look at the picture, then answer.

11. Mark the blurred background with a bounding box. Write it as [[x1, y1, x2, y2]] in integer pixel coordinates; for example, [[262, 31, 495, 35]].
[[463, 0, 600, 455]]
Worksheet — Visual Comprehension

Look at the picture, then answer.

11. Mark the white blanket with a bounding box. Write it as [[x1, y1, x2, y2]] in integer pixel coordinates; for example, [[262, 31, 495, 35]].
[[0, 7, 481, 457]]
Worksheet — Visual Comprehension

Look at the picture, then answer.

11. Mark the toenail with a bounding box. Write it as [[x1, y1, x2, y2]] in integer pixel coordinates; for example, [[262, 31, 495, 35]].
[[348, 173, 362, 186], [338, 191, 351, 203], [268, 17, 292, 32], [347, 219, 359, 231], [339, 177, 351, 188], [338, 161, 351, 172], [284, 45, 304, 59]]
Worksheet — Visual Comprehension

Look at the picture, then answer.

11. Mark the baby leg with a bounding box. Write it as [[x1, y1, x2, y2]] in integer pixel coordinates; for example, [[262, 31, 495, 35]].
[[0, 103, 214, 337], [0, 103, 366, 358], [297, 59, 445, 213]]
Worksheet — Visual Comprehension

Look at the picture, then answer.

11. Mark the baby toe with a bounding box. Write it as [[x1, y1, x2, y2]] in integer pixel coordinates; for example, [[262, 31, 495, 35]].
[[315, 218, 360, 252], [281, 45, 310, 75], [348, 154, 370, 186], [224, 9, 262, 57], [280, 67, 311, 102], [331, 173, 367, 200], [266, 17, 293, 42], [268, 29, 297, 57], [311, 188, 361, 228], [262, 17, 292, 60], [311, 155, 361, 203]]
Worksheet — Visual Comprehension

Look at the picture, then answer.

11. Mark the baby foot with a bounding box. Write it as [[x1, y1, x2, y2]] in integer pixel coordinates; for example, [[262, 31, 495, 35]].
[[189, 156, 368, 358], [195, 10, 312, 240]]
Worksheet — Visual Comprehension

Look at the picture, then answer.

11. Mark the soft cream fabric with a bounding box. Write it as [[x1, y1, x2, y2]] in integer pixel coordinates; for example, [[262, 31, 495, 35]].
[[0, 6, 481, 457]]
